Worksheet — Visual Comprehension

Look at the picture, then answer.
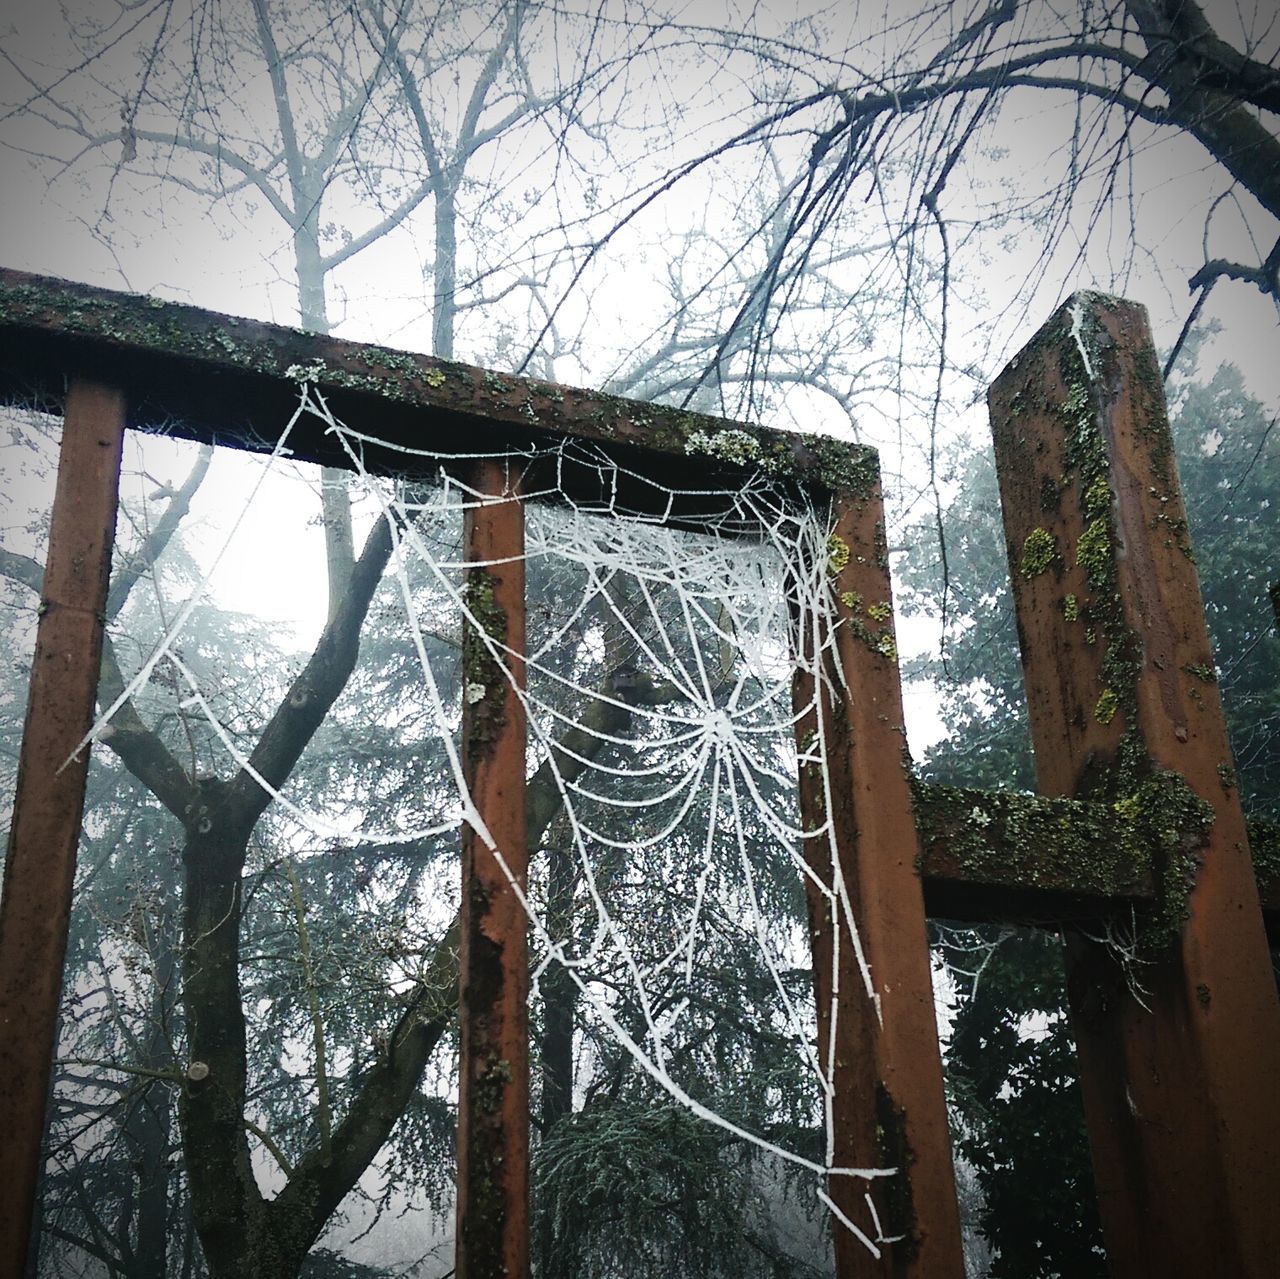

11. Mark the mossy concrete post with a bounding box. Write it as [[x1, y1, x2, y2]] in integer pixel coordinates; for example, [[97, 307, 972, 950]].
[[0, 380, 124, 1279], [989, 292, 1280, 1277], [456, 459, 529, 1279], [792, 475, 964, 1278]]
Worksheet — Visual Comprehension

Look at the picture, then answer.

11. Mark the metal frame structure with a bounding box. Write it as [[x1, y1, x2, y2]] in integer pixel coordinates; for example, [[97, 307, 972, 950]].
[[0, 269, 1276, 1278]]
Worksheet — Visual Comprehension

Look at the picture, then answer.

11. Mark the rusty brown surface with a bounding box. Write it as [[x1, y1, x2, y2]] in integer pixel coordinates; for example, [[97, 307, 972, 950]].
[[792, 483, 964, 1278], [911, 785, 1280, 925], [455, 460, 529, 1279], [0, 267, 875, 519], [989, 292, 1280, 1277], [0, 380, 124, 1279]]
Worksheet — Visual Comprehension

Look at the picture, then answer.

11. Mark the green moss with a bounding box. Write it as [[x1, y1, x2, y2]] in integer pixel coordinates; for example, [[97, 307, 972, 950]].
[[1248, 817, 1280, 895], [684, 428, 764, 467], [1052, 299, 1178, 746], [842, 599, 897, 663], [637, 412, 878, 492], [285, 360, 327, 383], [871, 517, 890, 571], [1062, 382, 1092, 434], [831, 563, 896, 661], [1019, 527, 1057, 578], [912, 783, 1149, 898], [3, 272, 877, 494], [1116, 773, 1215, 948], [474, 1055, 513, 1113], [1183, 662, 1216, 683], [915, 772, 1214, 952], [1075, 517, 1111, 581], [1094, 689, 1119, 725], [827, 533, 850, 574], [806, 435, 880, 497], [969, 297, 1224, 951], [462, 571, 509, 762], [1083, 475, 1112, 518]]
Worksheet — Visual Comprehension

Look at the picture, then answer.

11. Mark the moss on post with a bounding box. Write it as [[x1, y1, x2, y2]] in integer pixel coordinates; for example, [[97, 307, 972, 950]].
[[462, 570, 509, 764]]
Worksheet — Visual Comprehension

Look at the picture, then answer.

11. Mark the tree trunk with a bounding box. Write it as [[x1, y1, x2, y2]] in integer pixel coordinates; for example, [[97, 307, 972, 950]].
[[433, 180, 458, 360], [1124, 0, 1280, 222], [177, 798, 264, 1278], [129, 896, 180, 1278], [293, 223, 356, 625], [538, 845, 577, 1138], [536, 813, 577, 1279]]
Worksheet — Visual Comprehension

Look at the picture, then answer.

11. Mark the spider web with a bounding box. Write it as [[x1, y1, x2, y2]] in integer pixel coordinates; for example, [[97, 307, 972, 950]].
[[78, 384, 897, 1257]]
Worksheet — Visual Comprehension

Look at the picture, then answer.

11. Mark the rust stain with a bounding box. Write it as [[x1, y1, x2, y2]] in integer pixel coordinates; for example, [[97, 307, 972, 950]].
[[0, 380, 124, 1279], [793, 485, 964, 1278], [455, 460, 529, 1279]]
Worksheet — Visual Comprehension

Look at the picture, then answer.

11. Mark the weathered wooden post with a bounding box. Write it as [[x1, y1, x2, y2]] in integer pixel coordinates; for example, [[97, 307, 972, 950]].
[[456, 460, 529, 1279], [0, 380, 124, 1279], [792, 471, 965, 1277], [989, 293, 1280, 1276]]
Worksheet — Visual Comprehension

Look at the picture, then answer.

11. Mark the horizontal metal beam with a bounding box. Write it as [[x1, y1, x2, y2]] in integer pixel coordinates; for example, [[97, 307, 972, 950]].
[[0, 267, 876, 524], [913, 784, 1279, 930]]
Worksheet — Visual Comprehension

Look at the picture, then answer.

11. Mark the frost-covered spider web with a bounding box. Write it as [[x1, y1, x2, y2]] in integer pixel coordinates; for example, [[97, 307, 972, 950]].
[[78, 384, 896, 1257]]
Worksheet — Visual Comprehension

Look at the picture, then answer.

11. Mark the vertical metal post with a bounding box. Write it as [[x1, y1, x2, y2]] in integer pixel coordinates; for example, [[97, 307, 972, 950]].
[[456, 459, 529, 1279], [792, 477, 964, 1277], [989, 293, 1280, 1276], [0, 379, 125, 1279]]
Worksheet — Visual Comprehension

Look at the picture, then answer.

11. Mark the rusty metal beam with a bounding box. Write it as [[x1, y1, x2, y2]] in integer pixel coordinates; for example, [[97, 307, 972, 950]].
[[0, 379, 124, 1279], [456, 459, 529, 1279], [911, 785, 1280, 928], [0, 266, 873, 521], [793, 479, 964, 1277], [914, 783, 1152, 922], [990, 292, 1280, 1277]]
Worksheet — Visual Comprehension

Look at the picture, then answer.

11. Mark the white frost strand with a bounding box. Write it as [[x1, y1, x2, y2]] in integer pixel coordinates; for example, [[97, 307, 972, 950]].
[[96, 385, 893, 1255], [1070, 298, 1095, 381]]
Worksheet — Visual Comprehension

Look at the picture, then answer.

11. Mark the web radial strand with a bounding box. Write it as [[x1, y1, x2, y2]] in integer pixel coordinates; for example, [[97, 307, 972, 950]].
[[84, 386, 892, 1250], [347, 392, 896, 1228]]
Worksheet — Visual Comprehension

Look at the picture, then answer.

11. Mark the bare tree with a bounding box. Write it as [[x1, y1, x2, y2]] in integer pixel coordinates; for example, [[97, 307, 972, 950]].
[[634, 0, 1280, 397], [7, 2, 1275, 1274], [2, 5, 743, 1274]]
